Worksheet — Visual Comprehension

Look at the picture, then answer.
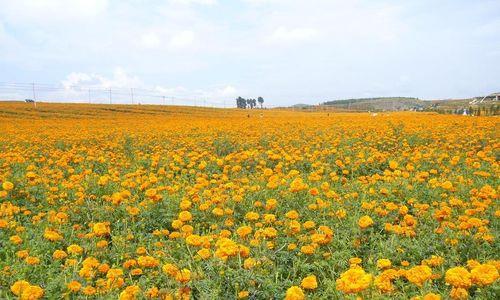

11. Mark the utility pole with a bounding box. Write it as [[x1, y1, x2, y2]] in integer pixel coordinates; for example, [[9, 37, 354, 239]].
[[171, 96, 174, 105], [130, 88, 134, 104], [162, 96, 166, 106], [109, 88, 112, 104], [32, 82, 36, 101], [88, 89, 91, 104]]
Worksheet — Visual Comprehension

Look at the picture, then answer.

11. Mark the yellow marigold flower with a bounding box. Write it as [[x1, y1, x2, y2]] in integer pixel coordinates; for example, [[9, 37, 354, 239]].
[[130, 268, 143, 276], [197, 248, 211, 260], [374, 275, 394, 293], [423, 293, 441, 300], [470, 264, 499, 286], [175, 268, 191, 283], [243, 258, 256, 269], [16, 250, 29, 259], [9, 235, 23, 245], [285, 210, 299, 219], [445, 267, 471, 288], [466, 259, 480, 269], [162, 263, 179, 277], [358, 215, 374, 229], [185, 234, 202, 246], [67, 244, 83, 255], [21, 285, 44, 300], [96, 240, 108, 248], [119, 285, 141, 300], [67, 280, 82, 292], [98, 263, 110, 273], [238, 290, 249, 299], [265, 198, 277, 210], [11, 280, 31, 296], [126, 206, 140, 216], [178, 211, 192, 222], [65, 259, 78, 266], [82, 257, 100, 268], [303, 220, 316, 229], [336, 267, 372, 294], [92, 222, 110, 236], [145, 287, 159, 298], [449, 287, 468, 300], [137, 256, 159, 268], [25, 256, 40, 265], [145, 188, 157, 198], [285, 286, 305, 300], [300, 245, 315, 255], [442, 181, 453, 190], [301, 275, 318, 290], [2, 181, 14, 191], [137, 247, 148, 255], [236, 226, 252, 238], [377, 259, 392, 269], [82, 286, 96, 296], [263, 227, 277, 238], [245, 212, 259, 221], [44, 228, 63, 241], [405, 265, 432, 287], [106, 268, 124, 279], [52, 250, 68, 260]]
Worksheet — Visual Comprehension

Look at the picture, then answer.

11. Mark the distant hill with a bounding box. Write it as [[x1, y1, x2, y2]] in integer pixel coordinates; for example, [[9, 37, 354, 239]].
[[322, 97, 423, 111], [314, 95, 498, 114], [291, 103, 313, 108]]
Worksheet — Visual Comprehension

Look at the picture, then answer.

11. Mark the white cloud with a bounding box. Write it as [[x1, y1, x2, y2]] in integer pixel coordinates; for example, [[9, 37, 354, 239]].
[[169, 30, 195, 48], [169, 0, 217, 5], [269, 26, 319, 43], [0, 23, 7, 42], [243, 0, 278, 5], [56, 69, 238, 106], [61, 68, 142, 90], [220, 85, 237, 96], [0, 0, 108, 23], [140, 32, 162, 49], [154, 85, 188, 95]]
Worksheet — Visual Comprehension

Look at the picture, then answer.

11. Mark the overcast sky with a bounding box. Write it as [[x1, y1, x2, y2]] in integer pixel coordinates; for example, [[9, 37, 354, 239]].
[[0, 0, 499, 106]]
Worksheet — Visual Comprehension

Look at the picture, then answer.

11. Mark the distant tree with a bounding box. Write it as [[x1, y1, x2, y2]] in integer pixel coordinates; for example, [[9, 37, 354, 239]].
[[235, 97, 263, 109], [258, 97, 264, 108], [246, 99, 257, 109], [236, 97, 247, 109]]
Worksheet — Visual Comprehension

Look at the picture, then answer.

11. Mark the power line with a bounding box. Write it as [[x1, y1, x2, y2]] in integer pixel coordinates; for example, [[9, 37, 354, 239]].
[[0, 81, 228, 107]]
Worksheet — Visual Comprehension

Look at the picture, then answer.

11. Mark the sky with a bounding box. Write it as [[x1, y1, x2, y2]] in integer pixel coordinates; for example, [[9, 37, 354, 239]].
[[0, 0, 499, 106]]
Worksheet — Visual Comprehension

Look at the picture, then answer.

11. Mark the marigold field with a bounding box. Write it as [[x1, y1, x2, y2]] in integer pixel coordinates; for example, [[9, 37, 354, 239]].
[[0, 102, 498, 300]]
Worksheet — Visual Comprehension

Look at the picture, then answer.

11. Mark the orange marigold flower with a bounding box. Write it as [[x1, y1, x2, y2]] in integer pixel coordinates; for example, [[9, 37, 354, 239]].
[[445, 267, 471, 288], [358, 215, 374, 229], [336, 267, 372, 294], [67, 281, 82, 292], [285, 286, 305, 300], [301, 275, 318, 290], [405, 265, 432, 287], [470, 264, 498, 286]]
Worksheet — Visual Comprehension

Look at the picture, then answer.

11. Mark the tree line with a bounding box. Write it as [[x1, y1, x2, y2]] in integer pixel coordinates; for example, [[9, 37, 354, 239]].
[[236, 97, 264, 109], [430, 105, 499, 116]]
